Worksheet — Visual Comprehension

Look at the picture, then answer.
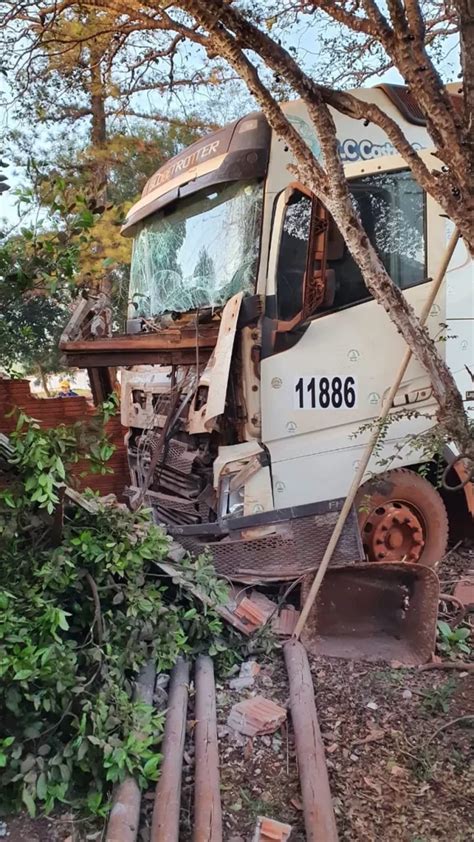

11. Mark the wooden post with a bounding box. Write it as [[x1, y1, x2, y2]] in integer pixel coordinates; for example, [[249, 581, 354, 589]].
[[284, 639, 338, 842], [294, 228, 460, 639], [151, 658, 190, 842], [193, 655, 223, 842]]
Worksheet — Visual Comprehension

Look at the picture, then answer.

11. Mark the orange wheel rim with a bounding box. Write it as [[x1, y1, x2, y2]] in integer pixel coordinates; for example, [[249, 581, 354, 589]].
[[361, 500, 425, 562]]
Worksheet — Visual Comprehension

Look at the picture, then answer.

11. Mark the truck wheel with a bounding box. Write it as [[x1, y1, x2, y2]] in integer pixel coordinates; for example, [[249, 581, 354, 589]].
[[355, 468, 449, 568]]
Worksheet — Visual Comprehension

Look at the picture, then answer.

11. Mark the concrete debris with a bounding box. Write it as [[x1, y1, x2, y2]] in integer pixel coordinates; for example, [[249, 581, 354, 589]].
[[229, 659, 261, 690], [453, 577, 474, 606], [240, 660, 261, 678], [154, 686, 168, 711], [229, 675, 255, 691], [167, 540, 187, 563], [0, 822, 7, 838], [272, 605, 301, 636], [154, 672, 170, 710], [366, 701, 378, 710], [253, 816, 292, 841], [217, 725, 230, 739], [227, 695, 287, 737]]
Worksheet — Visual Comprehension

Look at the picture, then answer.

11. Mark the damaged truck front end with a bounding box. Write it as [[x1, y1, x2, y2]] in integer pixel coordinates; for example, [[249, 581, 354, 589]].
[[60, 111, 363, 581]]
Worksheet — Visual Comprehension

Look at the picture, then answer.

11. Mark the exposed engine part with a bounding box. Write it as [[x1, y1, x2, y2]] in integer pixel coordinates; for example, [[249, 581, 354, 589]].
[[124, 362, 218, 524]]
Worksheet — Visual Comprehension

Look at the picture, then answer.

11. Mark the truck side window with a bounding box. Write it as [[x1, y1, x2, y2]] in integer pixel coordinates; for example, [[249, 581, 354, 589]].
[[276, 191, 312, 321], [324, 170, 426, 311]]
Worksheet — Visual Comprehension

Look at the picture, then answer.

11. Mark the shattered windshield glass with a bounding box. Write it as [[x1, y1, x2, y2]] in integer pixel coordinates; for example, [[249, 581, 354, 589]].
[[128, 180, 263, 318]]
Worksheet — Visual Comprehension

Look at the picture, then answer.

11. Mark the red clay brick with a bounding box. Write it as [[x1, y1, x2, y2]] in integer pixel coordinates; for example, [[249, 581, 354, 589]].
[[227, 695, 287, 737], [254, 816, 292, 841], [0, 378, 129, 499]]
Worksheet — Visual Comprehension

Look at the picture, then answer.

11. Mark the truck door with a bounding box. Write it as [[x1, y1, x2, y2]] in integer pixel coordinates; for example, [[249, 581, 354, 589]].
[[261, 166, 442, 509]]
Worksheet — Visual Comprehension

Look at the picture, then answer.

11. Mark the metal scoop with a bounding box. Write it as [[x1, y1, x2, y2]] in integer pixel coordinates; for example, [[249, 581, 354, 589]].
[[301, 562, 440, 665]]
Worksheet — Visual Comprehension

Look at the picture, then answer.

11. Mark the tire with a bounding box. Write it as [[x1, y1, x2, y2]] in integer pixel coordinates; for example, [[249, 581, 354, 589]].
[[355, 468, 449, 568]]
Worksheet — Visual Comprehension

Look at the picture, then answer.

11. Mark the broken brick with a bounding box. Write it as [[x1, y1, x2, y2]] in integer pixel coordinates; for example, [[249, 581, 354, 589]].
[[240, 660, 260, 678], [253, 816, 292, 841], [235, 596, 268, 629], [272, 605, 300, 636], [227, 695, 287, 737], [234, 591, 276, 631]]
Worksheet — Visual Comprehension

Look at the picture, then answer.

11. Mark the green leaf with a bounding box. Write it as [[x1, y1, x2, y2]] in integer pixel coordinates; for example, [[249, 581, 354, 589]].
[[55, 457, 66, 479], [22, 787, 36, 817], [77, 741, 88, 761], [57, 610, 70, 631], [143, 755, 161, 779], [87, 790, 103, 812], [14, 669, 33, 681], [437, 620, 452, 638], [36, 772, 48, 800], [453, 627, 470, 641]]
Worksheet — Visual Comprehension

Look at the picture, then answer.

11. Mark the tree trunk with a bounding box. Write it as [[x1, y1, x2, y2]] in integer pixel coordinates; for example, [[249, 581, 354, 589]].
[[88, 15, 108, 205], [455, 0, 474, 227], [87, 14, 111, 295], [38, 364, 50, 397]]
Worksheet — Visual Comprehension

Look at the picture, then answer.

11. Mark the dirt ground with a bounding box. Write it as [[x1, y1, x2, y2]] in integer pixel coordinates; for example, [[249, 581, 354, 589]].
[[1, 814, 76, 842], [4, 544, 473, 841]]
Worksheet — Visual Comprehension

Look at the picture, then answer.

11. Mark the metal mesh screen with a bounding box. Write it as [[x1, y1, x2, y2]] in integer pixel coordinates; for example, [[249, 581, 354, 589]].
[[177, 506, 363, 582]]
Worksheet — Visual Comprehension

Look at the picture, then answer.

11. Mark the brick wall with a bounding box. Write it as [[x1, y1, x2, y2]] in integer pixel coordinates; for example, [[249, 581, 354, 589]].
[[0, 378, 129, 499]]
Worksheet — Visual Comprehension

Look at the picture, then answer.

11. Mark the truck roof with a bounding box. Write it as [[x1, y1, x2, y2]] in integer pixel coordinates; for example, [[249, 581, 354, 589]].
[[122, 83, 460, 236]]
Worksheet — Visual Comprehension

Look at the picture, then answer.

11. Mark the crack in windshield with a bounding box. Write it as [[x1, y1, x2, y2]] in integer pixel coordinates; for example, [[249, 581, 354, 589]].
[[128, 180, 263, 318]]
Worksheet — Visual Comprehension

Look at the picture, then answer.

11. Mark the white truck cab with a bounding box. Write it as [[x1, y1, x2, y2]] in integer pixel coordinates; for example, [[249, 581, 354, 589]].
[[61, 84, 473, 579]]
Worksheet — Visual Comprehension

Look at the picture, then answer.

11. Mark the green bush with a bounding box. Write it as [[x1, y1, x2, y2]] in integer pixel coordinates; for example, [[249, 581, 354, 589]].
[[0, 414, 235, 817]]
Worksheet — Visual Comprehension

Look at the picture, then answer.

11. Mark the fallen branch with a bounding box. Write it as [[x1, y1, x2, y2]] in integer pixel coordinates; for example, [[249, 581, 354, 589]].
[[439, 592, 468, 626], [154, 559, 252, 635], [439, 592, 466, 612], [426, 715, 474, 746], [441, 540, 464, 563], [81, 570, 104, 645], [418, 661, 474, 672]]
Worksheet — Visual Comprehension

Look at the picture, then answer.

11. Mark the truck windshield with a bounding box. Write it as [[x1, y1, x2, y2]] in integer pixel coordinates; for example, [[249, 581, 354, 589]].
[[128, 180, 263, 317]]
